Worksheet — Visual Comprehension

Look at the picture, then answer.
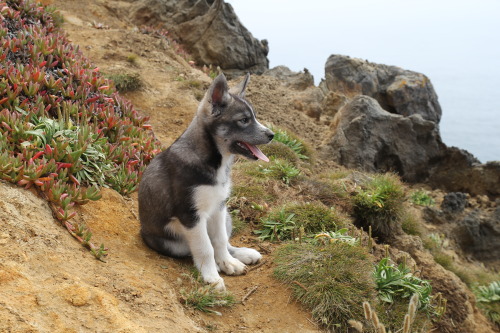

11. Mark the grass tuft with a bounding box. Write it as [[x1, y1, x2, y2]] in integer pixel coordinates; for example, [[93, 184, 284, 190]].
[[106, 73, 142, 92], [274, 242, 375, 330], [353, 173, 406, 240], [181, 285, 235, 316], [259, 159, 301, 185], [255, 202, 349, 241]]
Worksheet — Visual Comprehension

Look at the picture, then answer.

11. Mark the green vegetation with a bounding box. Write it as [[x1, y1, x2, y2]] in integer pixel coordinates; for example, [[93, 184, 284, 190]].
[[255, 202, 347, 241], [270, 126, 312, 160], [353, 173, 406, 239], [259, 159, 301, 185], [179, 269, 235, 315], [106, 73, 142, 93], [260, 141, 299, 165], [313, 228, 359, 246], [410, 190, 435, 206], [274, 242, 375, 330], [400, 209, 423, 236], [474, 281, 500, 326], [349, 294, 426, 333], [254, 208, 296, 241], [126, 53, 138, 65], [374, 257, 434, 312]]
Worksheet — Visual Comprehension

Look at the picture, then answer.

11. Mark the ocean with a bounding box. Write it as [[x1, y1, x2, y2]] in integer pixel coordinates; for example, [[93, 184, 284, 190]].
[[227, 0, 500, 162]]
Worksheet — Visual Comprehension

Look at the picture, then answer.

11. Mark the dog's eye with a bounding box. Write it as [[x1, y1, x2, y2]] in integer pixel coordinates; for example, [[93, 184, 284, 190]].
[[240, 117, 249, 124]]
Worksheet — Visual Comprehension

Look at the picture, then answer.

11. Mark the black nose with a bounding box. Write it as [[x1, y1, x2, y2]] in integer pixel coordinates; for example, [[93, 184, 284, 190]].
[[267, 132, 274, 141]]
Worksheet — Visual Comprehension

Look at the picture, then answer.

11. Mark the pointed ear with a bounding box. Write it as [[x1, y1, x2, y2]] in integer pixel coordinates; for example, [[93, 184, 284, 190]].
[[229, 73, 250, 98], [210, 73, 229, 107]]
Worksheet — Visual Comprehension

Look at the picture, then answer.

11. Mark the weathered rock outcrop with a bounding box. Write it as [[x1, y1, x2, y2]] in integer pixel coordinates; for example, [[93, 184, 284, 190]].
[[264, 66, 314, 91], [321, 95, 445, 182], [454, 208, 500, 264], [325, 55, 442, 123], [129, 0, 269, 76], [429, 153, 500, 197], [321, 55, 500, 193]]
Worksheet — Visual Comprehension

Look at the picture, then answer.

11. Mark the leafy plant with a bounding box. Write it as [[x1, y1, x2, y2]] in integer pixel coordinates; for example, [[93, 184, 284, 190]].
[[374, 257, 434, 313], [474, 281, 500, 326], [313, 228, 359, 246], [254, 209, 296, 241], [410, 190, 435, 206], [259, 159, 300, 185], [475, 281, 500, 303], [270, 126, 310, 160]]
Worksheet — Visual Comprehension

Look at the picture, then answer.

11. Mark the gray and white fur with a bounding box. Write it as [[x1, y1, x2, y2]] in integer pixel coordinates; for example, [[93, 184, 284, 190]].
[[138, 74, 274, 290]]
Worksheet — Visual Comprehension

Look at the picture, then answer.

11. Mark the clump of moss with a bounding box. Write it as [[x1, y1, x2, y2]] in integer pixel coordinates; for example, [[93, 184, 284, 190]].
[[274, 242, 375, 330], [353, 173, 406, 240], [180, 271, 235, 315], [106, 73, 142, 92]]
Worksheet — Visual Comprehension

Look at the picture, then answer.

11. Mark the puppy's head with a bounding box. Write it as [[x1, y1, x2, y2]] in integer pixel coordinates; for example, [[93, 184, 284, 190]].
[[198, 73, 274, 161]]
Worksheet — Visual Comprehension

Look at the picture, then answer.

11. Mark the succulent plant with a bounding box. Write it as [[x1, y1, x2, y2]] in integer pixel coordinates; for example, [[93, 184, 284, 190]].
[[0, 0, 161, 258]]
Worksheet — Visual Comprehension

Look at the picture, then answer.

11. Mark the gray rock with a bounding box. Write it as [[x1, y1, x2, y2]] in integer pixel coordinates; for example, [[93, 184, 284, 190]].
[[264, 66, 314, 91], [454, 209, 500, 264], [129, 0, 269, 75], [441, 192, 468, 214], [321, 95, 445, 182], [325, 55, 442, 123]]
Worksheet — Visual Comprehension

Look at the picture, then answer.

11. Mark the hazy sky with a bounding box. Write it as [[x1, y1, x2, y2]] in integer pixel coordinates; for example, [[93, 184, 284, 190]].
[[226, 0, 500, 162]]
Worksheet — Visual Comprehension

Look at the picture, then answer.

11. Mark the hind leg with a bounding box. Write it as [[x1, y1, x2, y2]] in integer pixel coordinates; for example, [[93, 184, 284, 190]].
[[141, 220, 191, 258], [225, 211, 262, 265]]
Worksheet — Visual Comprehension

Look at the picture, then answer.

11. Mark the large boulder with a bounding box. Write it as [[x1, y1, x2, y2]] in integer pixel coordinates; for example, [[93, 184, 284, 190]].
[[129, 0, 269, 76], [321, 95, 445, 182], [325, 55, 442, 123]]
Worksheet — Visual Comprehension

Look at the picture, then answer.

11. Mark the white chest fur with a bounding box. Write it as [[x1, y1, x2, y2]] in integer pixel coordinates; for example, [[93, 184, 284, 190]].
[[192, 156, 233, 218]]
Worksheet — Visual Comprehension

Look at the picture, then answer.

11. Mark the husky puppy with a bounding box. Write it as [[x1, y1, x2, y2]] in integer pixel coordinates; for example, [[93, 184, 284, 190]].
[[138, 73, 274, 290]]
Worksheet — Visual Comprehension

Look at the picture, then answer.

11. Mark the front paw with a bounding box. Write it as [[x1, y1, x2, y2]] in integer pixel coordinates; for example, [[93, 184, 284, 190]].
[[216, 256, 247, 276], [203, 274, 226, 291], [230, 247, 262, 265]]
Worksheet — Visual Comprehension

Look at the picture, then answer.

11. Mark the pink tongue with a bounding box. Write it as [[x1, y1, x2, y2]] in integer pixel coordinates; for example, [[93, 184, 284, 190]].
[[242, 142, 269, 162]]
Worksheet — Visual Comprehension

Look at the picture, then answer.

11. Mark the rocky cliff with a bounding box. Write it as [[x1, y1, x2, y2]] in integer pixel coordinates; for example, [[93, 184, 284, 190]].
[[126, 0, 269, 76]]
